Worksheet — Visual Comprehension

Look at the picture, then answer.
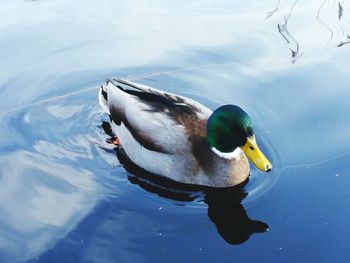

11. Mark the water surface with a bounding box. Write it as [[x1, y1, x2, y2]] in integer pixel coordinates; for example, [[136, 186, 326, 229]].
[[1, 1, 350, 262]]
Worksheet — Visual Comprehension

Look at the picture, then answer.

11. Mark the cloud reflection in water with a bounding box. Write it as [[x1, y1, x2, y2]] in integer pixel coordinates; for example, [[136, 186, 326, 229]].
[[0, 151, 98, 262]]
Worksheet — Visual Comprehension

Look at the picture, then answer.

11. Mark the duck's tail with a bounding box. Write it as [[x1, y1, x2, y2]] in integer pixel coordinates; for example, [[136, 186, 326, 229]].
[[99, 82, 121, 145], [98, 84, 110, 115]]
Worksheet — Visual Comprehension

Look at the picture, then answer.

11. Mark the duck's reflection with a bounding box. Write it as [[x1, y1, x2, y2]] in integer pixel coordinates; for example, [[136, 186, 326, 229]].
[[115, 146, 269, 245], [205, 186, 268, 244]]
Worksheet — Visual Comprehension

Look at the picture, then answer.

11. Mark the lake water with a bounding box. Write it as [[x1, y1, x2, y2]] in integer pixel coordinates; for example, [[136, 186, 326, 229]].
[[1, 0, 350, 262]]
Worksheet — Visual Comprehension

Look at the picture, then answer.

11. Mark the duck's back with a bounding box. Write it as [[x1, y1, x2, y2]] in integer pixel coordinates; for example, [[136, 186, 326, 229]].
[[99, 79, 220, 182]]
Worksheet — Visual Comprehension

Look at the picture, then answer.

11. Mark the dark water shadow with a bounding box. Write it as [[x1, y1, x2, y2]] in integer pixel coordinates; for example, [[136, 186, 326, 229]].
[[110, 139, 269, 245]]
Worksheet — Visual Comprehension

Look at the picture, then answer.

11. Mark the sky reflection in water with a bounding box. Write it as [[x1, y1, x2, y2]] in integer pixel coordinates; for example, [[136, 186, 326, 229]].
[[1, 0, 350, 262]]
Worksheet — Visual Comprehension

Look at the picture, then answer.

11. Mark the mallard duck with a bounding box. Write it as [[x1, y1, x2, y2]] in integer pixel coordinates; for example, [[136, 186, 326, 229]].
[[99, 79, 272, 187]]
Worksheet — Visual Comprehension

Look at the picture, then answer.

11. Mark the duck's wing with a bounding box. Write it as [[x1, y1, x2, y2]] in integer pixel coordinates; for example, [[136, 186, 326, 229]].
[[99, 78, 212, 155]]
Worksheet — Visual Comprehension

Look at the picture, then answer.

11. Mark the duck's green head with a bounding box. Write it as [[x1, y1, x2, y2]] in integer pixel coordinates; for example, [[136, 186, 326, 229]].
[[207, 105, 272, 172]]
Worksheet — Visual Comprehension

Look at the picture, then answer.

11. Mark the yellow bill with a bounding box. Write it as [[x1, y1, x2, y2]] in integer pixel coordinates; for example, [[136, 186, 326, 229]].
[[241, 135, 272, 172]]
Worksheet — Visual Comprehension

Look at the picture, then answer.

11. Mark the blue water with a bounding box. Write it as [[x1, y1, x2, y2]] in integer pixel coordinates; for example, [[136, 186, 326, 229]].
[[1, 0, 350, 262]]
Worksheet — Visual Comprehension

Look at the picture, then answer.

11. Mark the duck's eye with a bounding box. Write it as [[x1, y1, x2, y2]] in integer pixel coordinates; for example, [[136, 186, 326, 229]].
[[249, 146, 254, 150]]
